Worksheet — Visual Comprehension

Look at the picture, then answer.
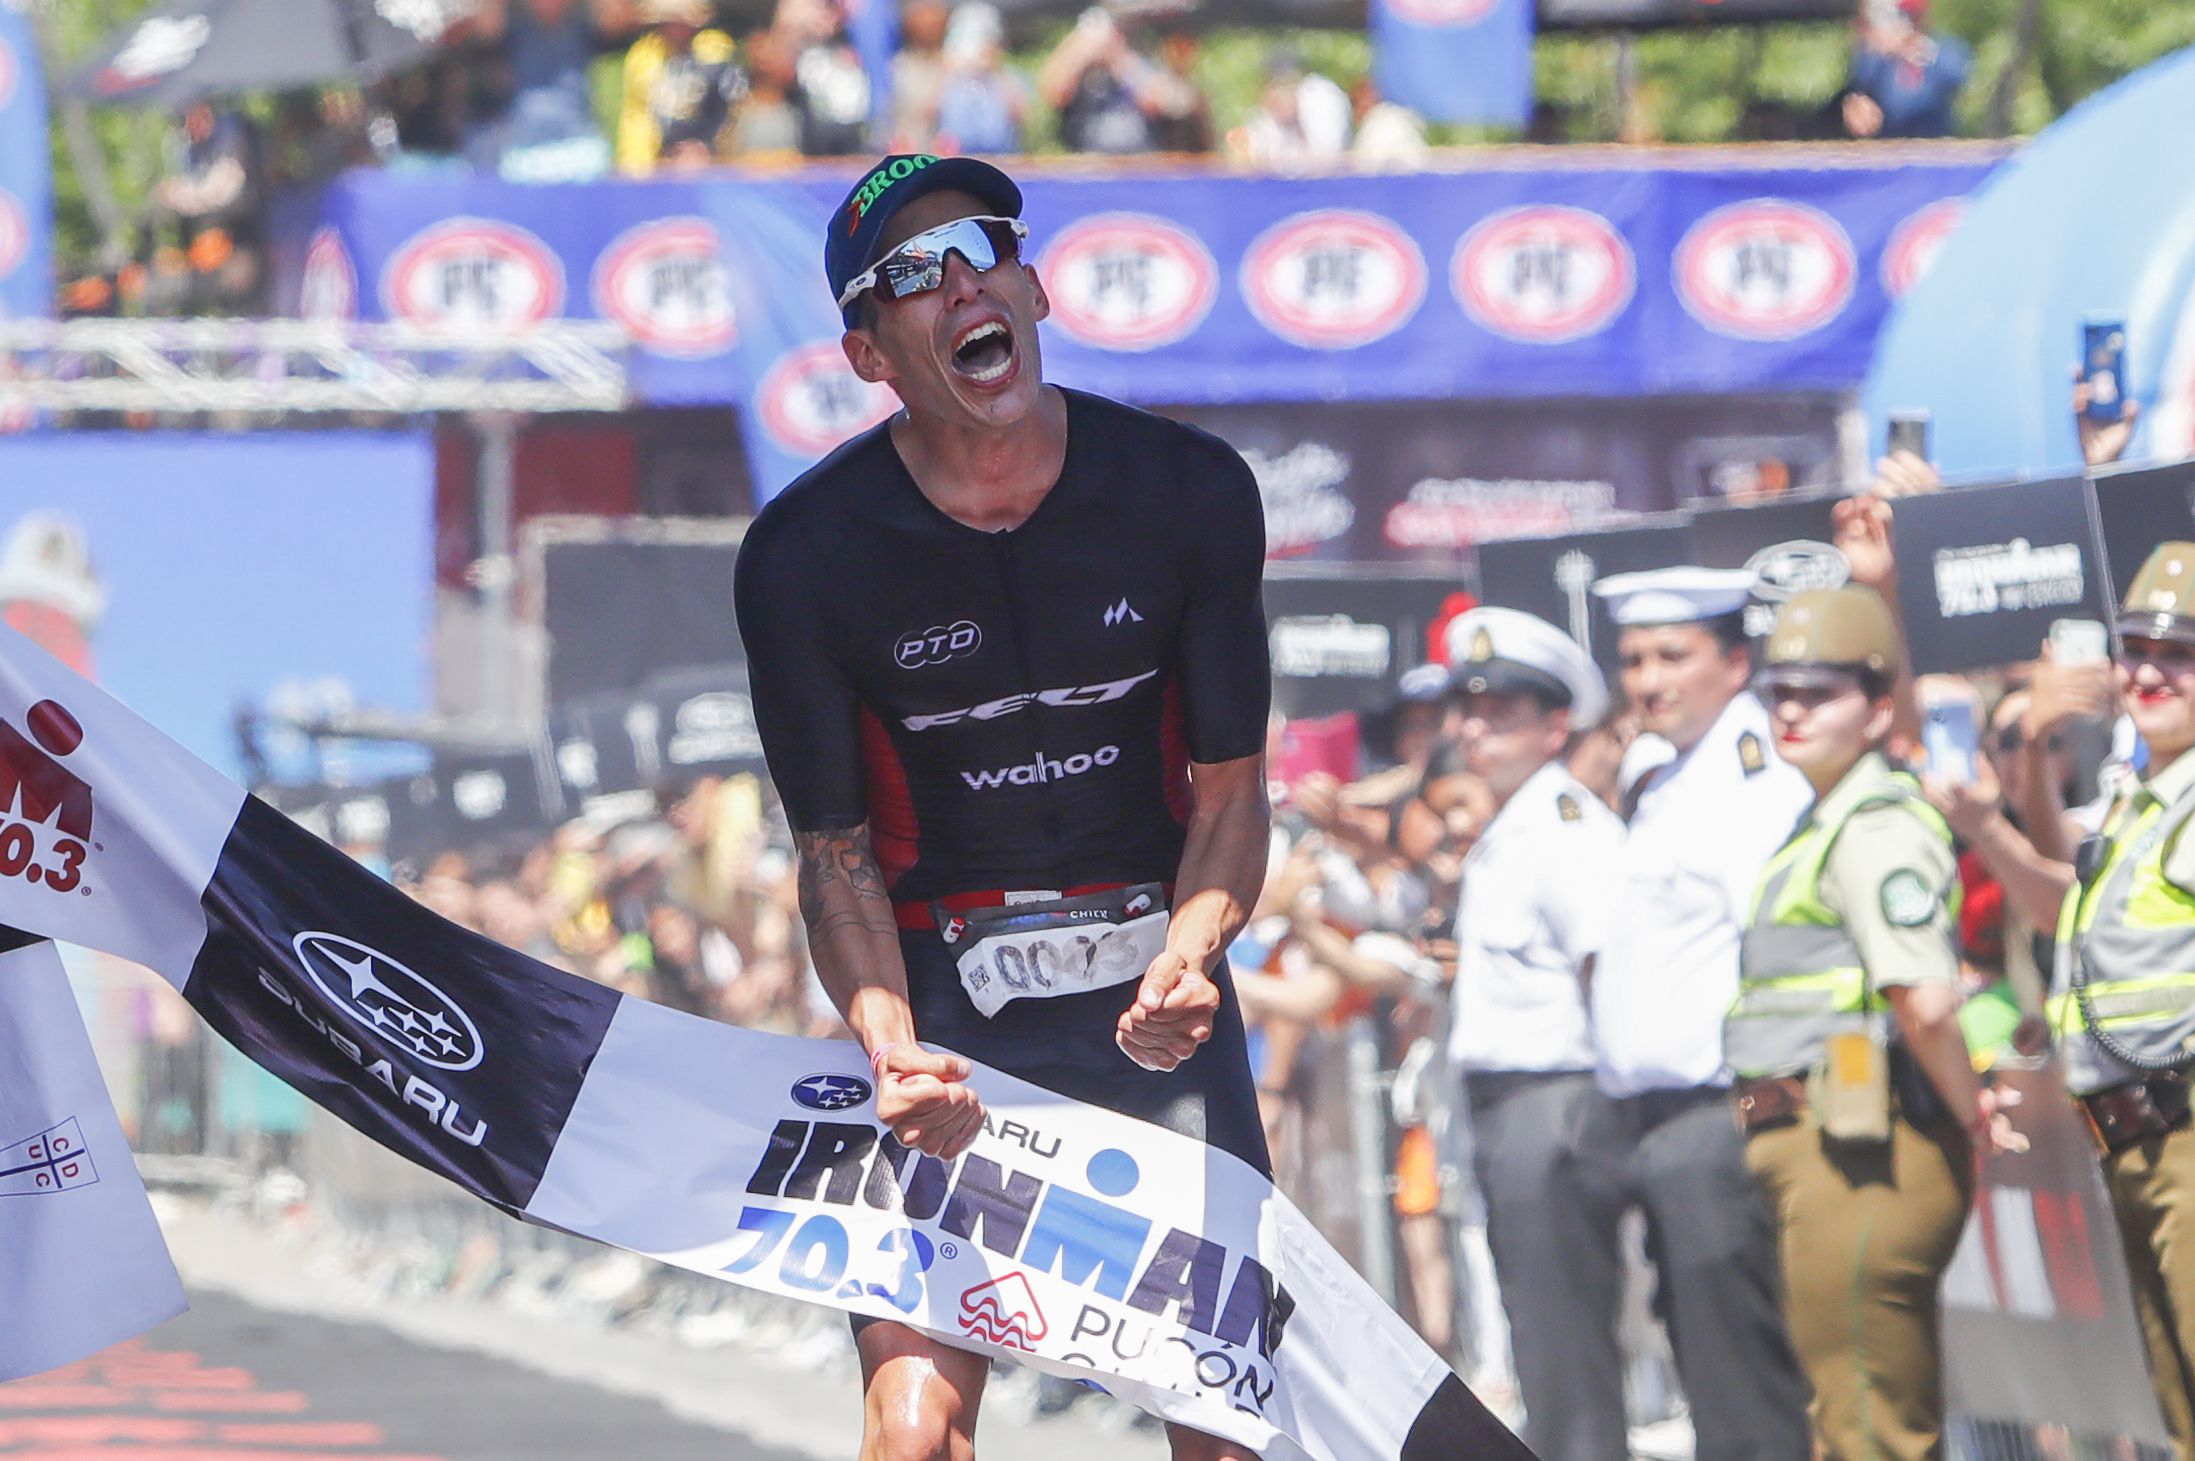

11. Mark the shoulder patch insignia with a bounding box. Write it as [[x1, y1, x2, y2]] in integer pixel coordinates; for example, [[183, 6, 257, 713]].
[[1738, 732, 1767, 776], [1557, 793, 1582, 823], [1879, 868, 1938, 928]]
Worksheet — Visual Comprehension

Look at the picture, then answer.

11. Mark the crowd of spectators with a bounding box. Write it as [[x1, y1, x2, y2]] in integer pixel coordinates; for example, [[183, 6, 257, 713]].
[[67, 0, 1991, 319]]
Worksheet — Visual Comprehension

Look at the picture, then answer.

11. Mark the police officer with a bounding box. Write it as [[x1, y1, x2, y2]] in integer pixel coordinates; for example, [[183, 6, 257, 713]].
[[1734, 586, 2022, 1461], [2051, 542, 2195, 1449], [1445, 606, 1628, 1461], [1586, 566, 1813, 1461]]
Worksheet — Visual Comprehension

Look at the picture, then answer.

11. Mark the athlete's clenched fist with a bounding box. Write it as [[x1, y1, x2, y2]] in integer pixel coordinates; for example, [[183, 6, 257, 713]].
[[1116, 950, 1220, 1072], [871, 1045, 985, 1158]]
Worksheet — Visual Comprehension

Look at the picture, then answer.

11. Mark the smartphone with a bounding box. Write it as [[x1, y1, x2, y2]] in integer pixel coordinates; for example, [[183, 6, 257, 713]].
[[2049, 617, 2110, 667], [2083, 317, 2128, 424], [1921, 697, 1979, 783], [1887, 409, 1932, 461]]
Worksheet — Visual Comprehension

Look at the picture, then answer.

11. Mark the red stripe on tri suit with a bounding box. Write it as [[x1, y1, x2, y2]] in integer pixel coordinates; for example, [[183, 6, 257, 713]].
[[1158, 673, 1194, 824], [857, 705, 921, 889]]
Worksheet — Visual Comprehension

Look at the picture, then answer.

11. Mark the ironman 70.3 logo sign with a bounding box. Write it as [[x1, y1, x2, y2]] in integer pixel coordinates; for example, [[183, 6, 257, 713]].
[[1037, 213, 1217, 353], [1675, 199, 1855, 341], [1242, 210, 1425, 351], [1453, 205, 1635, 344]]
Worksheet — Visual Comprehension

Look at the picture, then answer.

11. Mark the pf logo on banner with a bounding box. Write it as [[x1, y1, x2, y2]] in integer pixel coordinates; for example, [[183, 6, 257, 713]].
[[1038, 214, 1217, 352], [1882, 199, 1965, 299], [299, 227, 358, 322], [1242, 210, 1426, 351], [1675, 199, 1856, 341], [959, 1271, 1048, 1350], [757, 342, 896, 458], [0, 700, 94, 895], [291, 931, 486, 1072], [382, 219, 566, 333], [0, 1118, 98, 1198], [1454, 205, 1635, 345], [591, 218, 737, 358]]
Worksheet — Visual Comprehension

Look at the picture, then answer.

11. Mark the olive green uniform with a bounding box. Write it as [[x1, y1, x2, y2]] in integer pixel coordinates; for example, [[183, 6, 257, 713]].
[[1732, 751, 1973, 1461], [2050, 743, 2195, 1450]]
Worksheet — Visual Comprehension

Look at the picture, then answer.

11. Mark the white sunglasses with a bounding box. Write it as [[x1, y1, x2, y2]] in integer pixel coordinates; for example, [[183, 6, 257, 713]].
[[837, 215, 1029, 312]]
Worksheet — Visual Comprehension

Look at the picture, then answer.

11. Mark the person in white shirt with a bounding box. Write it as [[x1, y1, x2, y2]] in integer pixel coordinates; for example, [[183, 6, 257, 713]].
[[1583, 567, 1814, 1461], [1444, 606, 1629, 1461]]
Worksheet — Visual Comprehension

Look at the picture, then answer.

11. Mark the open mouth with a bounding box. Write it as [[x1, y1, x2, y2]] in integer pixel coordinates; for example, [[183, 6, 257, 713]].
[[950, 320, 1016, 385]]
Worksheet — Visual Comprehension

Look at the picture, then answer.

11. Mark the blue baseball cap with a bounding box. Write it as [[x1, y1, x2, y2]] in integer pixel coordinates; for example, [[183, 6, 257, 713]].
[[826, 154, 1024, 328]]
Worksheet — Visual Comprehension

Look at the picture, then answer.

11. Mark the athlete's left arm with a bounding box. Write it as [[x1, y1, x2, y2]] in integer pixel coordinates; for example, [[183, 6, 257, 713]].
[[1117, 753, 1271, 1072], [1117, 439, 1273, 1072]]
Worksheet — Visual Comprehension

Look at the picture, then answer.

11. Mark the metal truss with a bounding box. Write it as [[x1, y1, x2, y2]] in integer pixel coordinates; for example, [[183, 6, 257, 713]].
[[0, 317, 630, 415]]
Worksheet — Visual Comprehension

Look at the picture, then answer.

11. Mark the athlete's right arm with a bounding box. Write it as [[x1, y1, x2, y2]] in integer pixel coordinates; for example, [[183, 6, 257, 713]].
[[792, 826, 984, 1158], [735, 511, 982, 1158]]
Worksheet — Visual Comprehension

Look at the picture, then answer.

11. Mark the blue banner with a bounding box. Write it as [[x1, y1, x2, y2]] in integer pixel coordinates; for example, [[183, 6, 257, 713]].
[[0, 2, 51, 321], [270, 151, 2004, 503], [1371, 0, 1533, 127]]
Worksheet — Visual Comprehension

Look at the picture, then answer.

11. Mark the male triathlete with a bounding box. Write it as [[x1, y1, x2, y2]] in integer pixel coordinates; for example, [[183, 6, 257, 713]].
[[733, 154, 1273, 1461]]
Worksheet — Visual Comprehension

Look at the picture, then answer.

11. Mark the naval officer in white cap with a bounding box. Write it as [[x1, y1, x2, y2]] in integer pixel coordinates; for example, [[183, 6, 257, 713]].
[[1583, 567, 1814, 1461], [1444, 607, 1630, 1461]]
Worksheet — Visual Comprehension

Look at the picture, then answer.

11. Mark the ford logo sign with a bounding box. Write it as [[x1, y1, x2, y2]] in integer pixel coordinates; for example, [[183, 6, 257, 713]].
[[791, 1073, 874, 1112], [1744, 540, 1849, 602], [292, 930, 485, 1072]]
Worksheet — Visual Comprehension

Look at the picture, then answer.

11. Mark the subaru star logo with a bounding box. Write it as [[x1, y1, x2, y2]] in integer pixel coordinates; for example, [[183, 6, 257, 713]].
[[292, 931, 485, 1073], [792, 1073, 873, 1111]]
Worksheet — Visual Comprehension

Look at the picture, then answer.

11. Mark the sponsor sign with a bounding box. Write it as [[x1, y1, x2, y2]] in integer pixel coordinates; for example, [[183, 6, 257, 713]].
[[1882, 198, 1964, 299], [2089, 459, 2195, 606], [1891, 475, 2113, 674], [1384, 475, 1616, 550], [1686, 490, 1848, 638], [1241, 210, 1426, 350], [1262, 570, 1463, 719], [1474, 515, 1693, 674], [298, 227, 358, 322], [381, 218, 565, 332], [1037, 214, 1218, 352], [1674, 199, 1856, 341], [590, 218, 736, 358], [1243, 441, 1356, 557], [664, 687, 762, 768], [756, 342, 896, 458], [1453, 205, 1635, 344]]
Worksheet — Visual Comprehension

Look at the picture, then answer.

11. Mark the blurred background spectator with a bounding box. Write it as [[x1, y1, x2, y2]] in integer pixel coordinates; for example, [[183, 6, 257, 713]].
[[616, 0, 745, 174], [1842, 0, 1972, 139]]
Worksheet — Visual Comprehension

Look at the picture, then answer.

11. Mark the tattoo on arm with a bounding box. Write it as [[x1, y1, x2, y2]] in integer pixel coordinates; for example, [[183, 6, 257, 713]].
[[794, 826, 896, 942]]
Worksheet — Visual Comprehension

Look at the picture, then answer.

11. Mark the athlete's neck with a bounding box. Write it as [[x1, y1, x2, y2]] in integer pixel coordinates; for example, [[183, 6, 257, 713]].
[[891, 385, 1070, 533]]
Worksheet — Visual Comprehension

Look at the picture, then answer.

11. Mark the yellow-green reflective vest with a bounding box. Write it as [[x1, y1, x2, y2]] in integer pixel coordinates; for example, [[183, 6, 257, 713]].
[[2050, 777, 2195, 1095], [1728, 772, 1954, 1080]]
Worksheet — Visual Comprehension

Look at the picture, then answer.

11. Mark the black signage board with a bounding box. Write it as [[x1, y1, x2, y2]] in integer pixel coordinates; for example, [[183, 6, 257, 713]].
[[2089, 459, 2195, 608], [1472, 514, 1693, 675], [1686, 490, 1850, 642], [1890, 476, 2112, 675], [383, 748, 559, 865], [1262, 567, 1466, 719]]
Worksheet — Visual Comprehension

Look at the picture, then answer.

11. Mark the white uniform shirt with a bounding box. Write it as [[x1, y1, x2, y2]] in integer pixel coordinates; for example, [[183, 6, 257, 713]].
[[1450, 761, 1623, 1073], [1592, 693, 1815, 1097]]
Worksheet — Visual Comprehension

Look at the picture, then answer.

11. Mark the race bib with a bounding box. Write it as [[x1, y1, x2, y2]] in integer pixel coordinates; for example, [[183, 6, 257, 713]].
[[941, 885, 1170, 1018]]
